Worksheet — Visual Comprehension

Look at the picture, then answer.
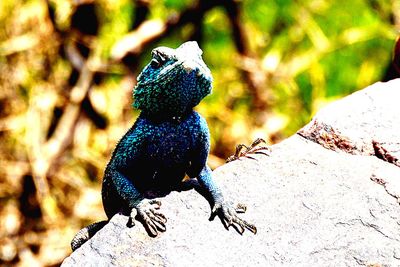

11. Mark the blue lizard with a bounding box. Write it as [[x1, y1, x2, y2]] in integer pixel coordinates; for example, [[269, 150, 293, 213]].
[[71, 41, 256, 251]]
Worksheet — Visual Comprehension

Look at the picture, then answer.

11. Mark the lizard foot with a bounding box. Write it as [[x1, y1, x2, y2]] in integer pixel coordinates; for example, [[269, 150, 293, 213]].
[[210, 200, 257, 234], [226, 138, 270, 163], [128, 199, 167, 237]]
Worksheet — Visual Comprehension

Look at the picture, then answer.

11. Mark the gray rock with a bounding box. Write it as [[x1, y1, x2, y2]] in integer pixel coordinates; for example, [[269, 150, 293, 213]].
[[62, 79, 400, 267]]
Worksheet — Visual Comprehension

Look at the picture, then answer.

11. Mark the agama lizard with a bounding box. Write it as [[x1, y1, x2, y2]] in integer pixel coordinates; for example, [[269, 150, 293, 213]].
[[71, 41, 256, 251]]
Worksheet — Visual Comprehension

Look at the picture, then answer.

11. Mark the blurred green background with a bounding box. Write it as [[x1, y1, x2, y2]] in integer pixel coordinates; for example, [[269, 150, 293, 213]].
[[0, 0, 399, 265]]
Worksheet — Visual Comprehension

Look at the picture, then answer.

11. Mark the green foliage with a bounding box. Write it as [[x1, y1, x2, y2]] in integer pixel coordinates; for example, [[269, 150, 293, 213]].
[[199, 0, 396, 143]]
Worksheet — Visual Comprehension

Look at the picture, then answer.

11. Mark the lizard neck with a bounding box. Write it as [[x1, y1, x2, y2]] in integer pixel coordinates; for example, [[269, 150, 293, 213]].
[[140, 110, 193, 124]]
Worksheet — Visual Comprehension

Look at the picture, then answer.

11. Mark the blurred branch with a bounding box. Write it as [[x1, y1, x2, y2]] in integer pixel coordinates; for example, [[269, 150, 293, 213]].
[[21, 5, 107, 216], [0, 33, 40, 56], [382, 35, 400, 81], [131, 0, 151, 30], [111, 19, 167, 61], [0, 115, 26, 131], [45, 64, 93, 156], [222, 0, 269, 113], [26, 50, 96, 223], [0, 161, 30, 197], [65, 41, 85, 71], [111, 0, 217, 62]]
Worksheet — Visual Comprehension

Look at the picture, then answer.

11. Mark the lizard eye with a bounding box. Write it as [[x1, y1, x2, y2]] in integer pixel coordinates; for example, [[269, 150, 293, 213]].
[[150, 50, 169, 69], [150, 59, 161, 68]]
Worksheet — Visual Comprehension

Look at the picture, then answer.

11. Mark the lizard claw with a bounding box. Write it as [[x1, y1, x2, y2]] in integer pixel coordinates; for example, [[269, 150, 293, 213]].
[[210, 200, 257, 235], [131, 199, 167, 237], [226, 138, 271, 163], [235, 203, 247, 213]]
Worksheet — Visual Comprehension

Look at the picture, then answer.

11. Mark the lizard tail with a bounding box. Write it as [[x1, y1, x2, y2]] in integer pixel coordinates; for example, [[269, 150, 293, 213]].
[[71, 220, 108, 251]]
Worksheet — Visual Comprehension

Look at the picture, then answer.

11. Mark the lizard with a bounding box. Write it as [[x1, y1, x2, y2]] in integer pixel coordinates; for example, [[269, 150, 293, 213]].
[[71, 41, 256, 251]]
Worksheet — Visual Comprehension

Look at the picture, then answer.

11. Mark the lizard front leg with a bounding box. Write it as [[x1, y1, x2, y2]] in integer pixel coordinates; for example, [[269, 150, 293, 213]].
[[197, 166, 257, 234], [129, 199, 167, 237], [210, 199, 257, 234], [108, 168, 167, 237]]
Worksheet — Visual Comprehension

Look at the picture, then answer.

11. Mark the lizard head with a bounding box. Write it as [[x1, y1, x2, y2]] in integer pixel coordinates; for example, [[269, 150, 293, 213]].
[[133, 41, 212, 118]]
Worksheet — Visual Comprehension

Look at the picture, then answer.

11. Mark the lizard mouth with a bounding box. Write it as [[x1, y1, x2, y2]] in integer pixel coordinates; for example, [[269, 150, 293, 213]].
[[136, 59, 211, 88], [136, 61, 184, 87]]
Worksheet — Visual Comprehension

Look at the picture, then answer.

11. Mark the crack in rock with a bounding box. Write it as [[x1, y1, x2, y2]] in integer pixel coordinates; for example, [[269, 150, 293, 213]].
[[372, 141, 400, 168], [335, 218, 399, 242], [297, 120, 360, 154], [355, 218, 398, 242], [352, 255, 366, 266], [298, 120, 400, 169], [370, 174, 400, 203]]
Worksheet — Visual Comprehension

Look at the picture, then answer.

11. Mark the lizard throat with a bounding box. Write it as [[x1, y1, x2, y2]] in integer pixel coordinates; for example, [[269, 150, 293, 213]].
[[140, 110, 192, 124]]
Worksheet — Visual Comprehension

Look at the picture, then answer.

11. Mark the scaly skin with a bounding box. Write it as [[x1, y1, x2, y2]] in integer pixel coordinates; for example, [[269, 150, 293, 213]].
[[71, 41, 256, 251]]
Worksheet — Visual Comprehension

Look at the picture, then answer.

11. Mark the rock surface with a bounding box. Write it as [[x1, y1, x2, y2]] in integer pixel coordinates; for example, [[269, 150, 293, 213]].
[[62, 79, 400, 267]]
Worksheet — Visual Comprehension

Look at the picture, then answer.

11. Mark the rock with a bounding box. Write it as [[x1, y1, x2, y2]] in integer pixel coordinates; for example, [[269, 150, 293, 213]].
[[62, 79, 400, 266]]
